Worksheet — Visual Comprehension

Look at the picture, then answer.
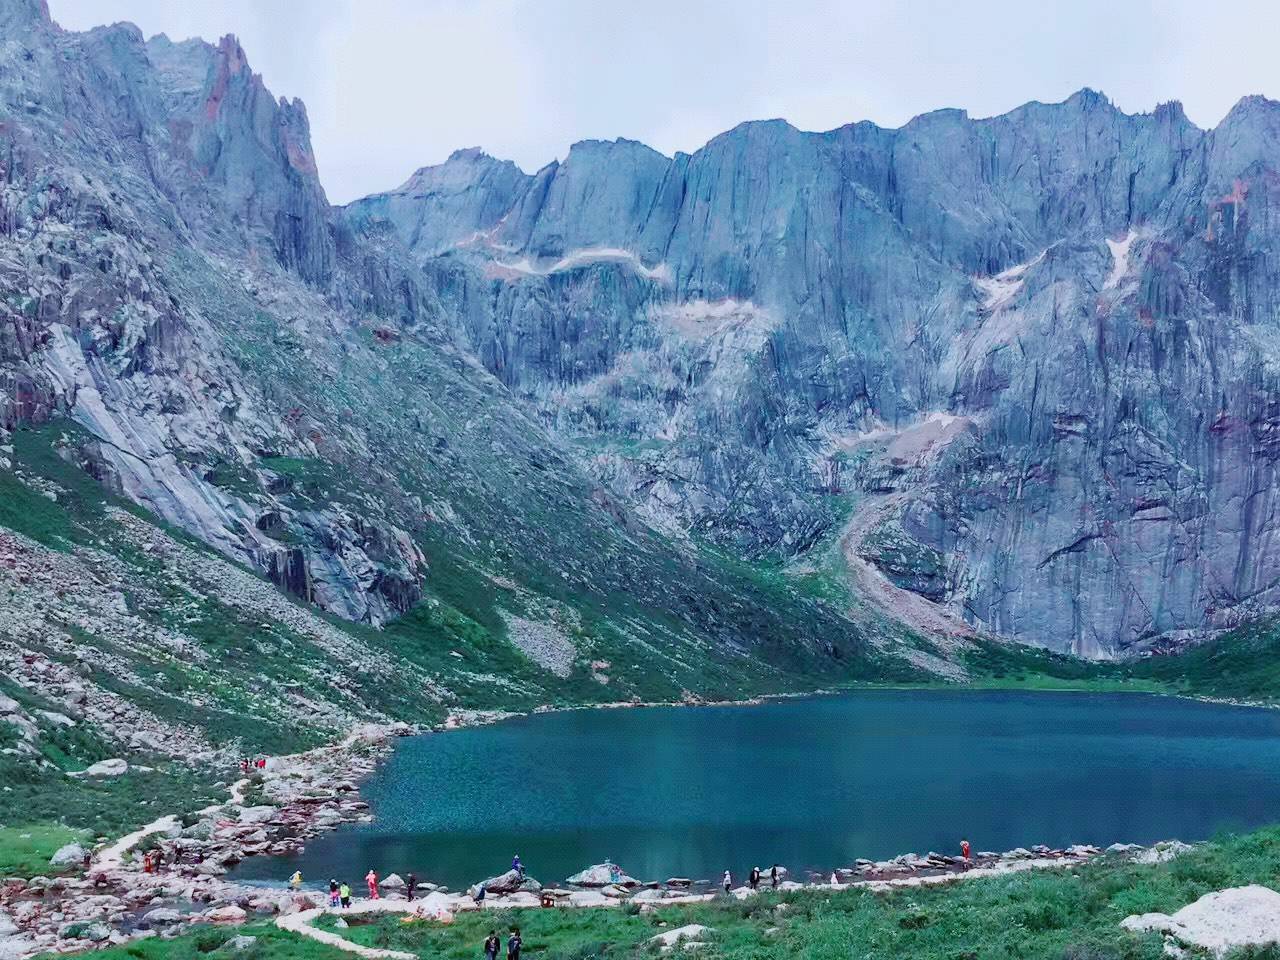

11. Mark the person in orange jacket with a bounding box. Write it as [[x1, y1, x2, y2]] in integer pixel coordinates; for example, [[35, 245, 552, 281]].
[[365, 869, 379, 899]]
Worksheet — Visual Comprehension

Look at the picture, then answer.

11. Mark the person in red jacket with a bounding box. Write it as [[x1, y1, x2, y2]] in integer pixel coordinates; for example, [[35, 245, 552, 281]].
[[960, 839, 971, 870], [365, 869, 380, 899]]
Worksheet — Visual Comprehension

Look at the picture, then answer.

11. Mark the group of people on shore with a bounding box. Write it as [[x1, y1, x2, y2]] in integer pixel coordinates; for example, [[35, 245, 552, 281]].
[[724, 864, 783, 893], [292, 869, 426, 908], [722, 839, 971, 892], [293, 839, 967, 911]]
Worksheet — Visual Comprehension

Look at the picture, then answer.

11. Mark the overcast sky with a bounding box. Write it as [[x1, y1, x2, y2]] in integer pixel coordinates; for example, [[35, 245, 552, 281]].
[[47, 0, 1280, 205]]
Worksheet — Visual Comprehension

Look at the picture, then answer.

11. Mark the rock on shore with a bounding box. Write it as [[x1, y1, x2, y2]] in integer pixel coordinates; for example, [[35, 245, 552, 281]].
[[1122, 885, 1280, 957]]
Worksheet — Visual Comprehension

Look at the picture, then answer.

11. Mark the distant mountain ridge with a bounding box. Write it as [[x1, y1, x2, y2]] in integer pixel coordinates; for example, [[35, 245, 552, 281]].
[[1, 0, 1278, 663], [344, 88, 1280, 656]]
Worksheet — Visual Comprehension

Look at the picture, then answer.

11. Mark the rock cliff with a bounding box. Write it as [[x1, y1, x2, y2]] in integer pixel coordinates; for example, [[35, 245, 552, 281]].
[[346, 91, 1280, 655], [3, 0, 1279, 660], [0, 0, 896, 705]]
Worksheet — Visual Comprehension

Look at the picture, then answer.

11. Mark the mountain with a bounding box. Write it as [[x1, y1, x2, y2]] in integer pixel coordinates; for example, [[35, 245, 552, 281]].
[[0, 0, 935, 784], [345, 93, 1280, 657], [1, 0, 1278, 756]]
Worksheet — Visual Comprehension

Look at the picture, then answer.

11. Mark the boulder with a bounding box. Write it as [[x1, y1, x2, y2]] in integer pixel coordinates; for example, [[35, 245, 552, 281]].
[[649, 925, 712, 950], [221, 935, 259, 951], [236, 806, 276, 825], [49, 843, 87, 868], [479, 869, 540, 894], [204, 905, 247, 924], [1134, 840, 1194, 864], [381, 873, 405, 889], [1121, 885, 1280, 957], [80, 922, 112, 942], [76, 759, 128, 778], [568, 891, 610, 908], [502, 892, 541, 908], [567, 863, 638, 887], [142, 908, 182, 926]]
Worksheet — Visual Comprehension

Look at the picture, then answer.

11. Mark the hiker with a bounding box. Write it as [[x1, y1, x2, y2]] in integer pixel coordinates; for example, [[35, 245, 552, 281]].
[[511, 854, 523, 878], [328, 879, 340, 908], [606, 859, 620, 884], [406, 872, 417, 901], [507, 926, 522, 960], [722, 870, 732, 893], [749, 866, 761, 890], [483, 931, 500, 960], [770, 864, 779, 889], [82, 850, 92, 872], [142, 850, 154, 874], [365, 868, 380, 899], [339, 881, 352, 908], [240, 757, 249, 774], [960, 839, 971, 871], [290, 869, 303, 890], [474, 882, 487, 904]]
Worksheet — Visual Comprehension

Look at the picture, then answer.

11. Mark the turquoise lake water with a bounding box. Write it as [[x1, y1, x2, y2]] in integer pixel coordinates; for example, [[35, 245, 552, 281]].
[[233, 690, 1280, 890]]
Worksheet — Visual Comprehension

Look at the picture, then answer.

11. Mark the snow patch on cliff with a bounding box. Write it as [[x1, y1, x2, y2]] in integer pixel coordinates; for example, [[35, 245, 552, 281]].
[[1105, 230, 1137, 290], [492, 248, 670, 282], [974, 252, 1044, 312]]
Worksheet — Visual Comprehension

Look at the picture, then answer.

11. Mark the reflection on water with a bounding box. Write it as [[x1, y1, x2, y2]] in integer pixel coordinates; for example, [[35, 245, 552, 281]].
[[234, 690, 1280, 889]]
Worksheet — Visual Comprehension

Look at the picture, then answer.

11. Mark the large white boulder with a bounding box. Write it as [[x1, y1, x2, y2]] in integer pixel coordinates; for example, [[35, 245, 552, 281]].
[[567, 863, 638, 887], [1134, 840, 1194, 864], [49, 843, 87, 868], [649, 925, 712, 951], [1121, 885, 1280, 957], [237, 806, 277, 825], [75, 759, 128, 778], [204, 905, 247, 924]]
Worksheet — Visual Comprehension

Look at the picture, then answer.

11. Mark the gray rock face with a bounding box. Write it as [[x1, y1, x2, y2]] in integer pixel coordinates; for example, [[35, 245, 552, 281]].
[[344, 90, 1280, 655], [0, 1, 875, 698], [3, 0, 1278, 659]]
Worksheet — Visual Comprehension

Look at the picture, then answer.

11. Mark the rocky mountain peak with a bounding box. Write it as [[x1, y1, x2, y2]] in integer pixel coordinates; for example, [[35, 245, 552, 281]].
[[5, 5, 1280, 662], [1, 0, 50, 29]]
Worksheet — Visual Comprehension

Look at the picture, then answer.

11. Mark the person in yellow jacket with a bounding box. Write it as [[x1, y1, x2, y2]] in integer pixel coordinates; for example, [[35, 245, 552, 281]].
[[289, 869, 303, 890]]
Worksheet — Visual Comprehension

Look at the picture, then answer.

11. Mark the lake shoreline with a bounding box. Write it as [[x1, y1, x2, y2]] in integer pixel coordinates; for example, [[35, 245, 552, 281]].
[[6, 685, 1272, 958]]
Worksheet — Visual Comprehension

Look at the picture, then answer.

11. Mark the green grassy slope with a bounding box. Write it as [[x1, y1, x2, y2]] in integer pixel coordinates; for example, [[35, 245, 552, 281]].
[[0, 419, 927, 846]]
